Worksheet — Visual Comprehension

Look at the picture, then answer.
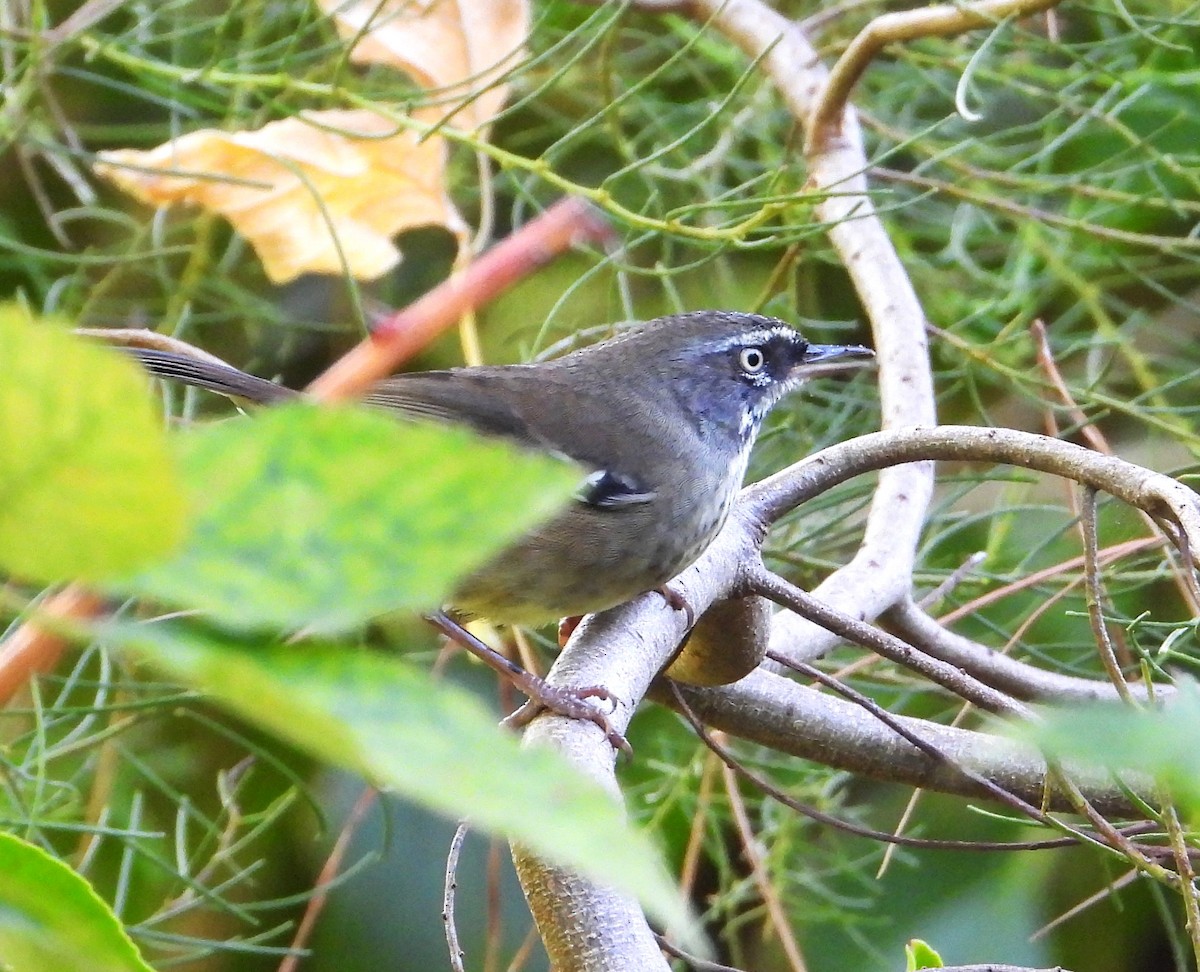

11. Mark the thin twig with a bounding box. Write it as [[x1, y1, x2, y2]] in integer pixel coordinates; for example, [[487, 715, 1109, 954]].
[[1079, 488, 1134, 703], [444, 822, 471, 972], [748, 566, 1032, 718], [1029, 869, 1138, 941], [720, 748, 809, 972], [1030, 319, 1108, 454], [655, 933, 746, 972], [808, 0, 1064, 153], [1160, 800, 1200, 965], [885, 598, 1167, 705], [937, 537, 1163, 626], [1032, 318, 1200, 615], [679, 751, 721, 896], [502, 925, 541, 972], [1044, 769, 1179, 890], [307, 198, 614, 400], [278, 787, 378, 972], [916, 551, 987, 609], [766, 657, 1066, 833]]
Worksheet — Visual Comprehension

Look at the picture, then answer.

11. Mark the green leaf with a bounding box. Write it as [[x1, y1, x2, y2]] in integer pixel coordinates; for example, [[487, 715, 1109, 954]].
[[107, 618, 698, 944], [0, 831, 154, 972], [905, 939, 944, 970], [119, 403, 578, 630], [1014, 680, 1200, 807], [0, 308, 186, 583]]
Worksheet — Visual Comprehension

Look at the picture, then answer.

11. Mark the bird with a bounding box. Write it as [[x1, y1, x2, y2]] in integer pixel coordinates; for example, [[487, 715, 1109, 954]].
[[126, 310, 871, 624], [124, 310, 872, 740]]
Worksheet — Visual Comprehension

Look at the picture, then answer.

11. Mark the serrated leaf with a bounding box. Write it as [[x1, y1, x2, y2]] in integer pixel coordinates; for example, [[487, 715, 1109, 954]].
[[0, 308, 186, 583], [0, 832, 154, 972], [107, 618, 697, 943], [118, 403, 578, 631]]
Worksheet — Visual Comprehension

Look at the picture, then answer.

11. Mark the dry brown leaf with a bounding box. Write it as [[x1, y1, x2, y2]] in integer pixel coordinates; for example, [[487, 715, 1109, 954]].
[[95, 110, 467, 284], [318, 0, 529, 129]]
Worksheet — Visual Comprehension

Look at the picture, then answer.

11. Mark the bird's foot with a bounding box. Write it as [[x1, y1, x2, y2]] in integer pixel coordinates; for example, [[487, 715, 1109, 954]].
[[657, 583, 696, 628], [426, 611, 630, 755], [502, 686, 631, 757]]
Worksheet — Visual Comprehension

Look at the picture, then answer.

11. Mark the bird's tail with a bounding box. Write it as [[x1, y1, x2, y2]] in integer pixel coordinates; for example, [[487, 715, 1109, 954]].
[[126, 348, 298, 405]]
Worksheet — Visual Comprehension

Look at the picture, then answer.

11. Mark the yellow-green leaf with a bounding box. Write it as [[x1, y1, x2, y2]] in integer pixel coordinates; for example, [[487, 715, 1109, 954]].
[[0, 309, 186, 582], [0, 832, 154, 972]]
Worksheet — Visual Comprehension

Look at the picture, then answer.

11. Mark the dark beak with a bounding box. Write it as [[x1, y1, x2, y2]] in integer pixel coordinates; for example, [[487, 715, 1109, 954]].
[[802, 343, 874, 364], [797, 343, 875, 376]]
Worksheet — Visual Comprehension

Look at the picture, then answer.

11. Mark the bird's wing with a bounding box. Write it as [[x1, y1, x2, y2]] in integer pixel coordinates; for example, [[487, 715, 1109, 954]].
[[364, 368, 657, 509], [574, 470, 657, 508], [362, 369, 550, 449]]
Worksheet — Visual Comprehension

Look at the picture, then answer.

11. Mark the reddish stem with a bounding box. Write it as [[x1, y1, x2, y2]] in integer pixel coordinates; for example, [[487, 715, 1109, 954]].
[[0, 585, 102, 705], [278, 787, 379, 972], [307, 197, 613, 402]]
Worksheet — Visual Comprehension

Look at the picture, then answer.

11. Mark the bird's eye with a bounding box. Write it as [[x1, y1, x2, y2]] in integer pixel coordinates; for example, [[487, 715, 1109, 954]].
[[738, 346, 767, 374]]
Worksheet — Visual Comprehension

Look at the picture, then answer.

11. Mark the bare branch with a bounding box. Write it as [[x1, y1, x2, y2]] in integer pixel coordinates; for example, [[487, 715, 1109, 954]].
[[808, 0, 1064, 153], [1079, 487, 1135, 702], [308, 198, 615, 400], [747, 565, 1032, 719], [882, 598, 1170, 705], [668, 679, 1094, 853], [662, 668, 1145, 818], [444, 823, 469, 972]]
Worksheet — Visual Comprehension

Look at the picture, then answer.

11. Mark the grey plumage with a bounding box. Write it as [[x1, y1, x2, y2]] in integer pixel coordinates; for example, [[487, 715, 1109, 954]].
[[125, 311, 872, 624]]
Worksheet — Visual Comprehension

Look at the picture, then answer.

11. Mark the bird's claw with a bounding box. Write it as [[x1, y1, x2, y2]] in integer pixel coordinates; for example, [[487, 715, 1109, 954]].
[[502, 686, 632, 757], [657, 583, 696, 628]]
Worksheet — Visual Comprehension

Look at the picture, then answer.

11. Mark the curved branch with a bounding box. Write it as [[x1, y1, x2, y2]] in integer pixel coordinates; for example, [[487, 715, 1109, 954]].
[[746, 425, 1200, 553], [755, 422, 1198, 664], [808, 0, 1064, 153]]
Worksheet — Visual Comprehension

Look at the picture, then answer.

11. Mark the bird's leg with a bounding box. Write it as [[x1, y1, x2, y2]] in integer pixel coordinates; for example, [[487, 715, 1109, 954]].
[[426, 611, 630, 755], [557, 615, 582, 646]]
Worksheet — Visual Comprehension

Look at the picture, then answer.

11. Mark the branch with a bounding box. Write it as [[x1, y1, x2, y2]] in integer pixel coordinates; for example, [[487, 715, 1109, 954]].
[[307, 198, 613, 399], [515, 416, 1197, 966], [689, 0, 939, 672], [883, 598, 1171, 705], [746, 426, 1200, 554], [808, 0, 1064, 154], [660, 668, 1143, 818], [746, 565, 1032, 719], [750, 424, 1200, 664], [512, 513, 764, 972]]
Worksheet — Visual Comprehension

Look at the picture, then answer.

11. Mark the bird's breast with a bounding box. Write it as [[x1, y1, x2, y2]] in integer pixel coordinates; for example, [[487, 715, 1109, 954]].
[[449, 447, 749, 626]]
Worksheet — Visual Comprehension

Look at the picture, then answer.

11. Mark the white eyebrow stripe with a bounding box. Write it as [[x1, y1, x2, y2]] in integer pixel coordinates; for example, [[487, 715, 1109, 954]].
[[705, 326, 800, 353]]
